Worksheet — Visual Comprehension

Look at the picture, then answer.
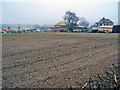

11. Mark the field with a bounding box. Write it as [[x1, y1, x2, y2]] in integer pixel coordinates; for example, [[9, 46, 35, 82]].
[[2, 32, 118, 88]]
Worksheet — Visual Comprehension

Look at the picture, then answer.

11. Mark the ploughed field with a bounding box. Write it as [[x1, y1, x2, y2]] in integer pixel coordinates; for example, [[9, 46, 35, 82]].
[[2, 32, 118, 88]]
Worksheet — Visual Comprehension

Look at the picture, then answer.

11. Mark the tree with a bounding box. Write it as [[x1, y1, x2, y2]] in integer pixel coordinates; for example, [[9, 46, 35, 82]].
[[79, 17, 89, 27], [63, 11, 79, 32]]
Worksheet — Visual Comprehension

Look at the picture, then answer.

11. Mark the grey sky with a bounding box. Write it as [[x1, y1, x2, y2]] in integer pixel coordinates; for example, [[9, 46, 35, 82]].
[[1, 0, 119, 25]]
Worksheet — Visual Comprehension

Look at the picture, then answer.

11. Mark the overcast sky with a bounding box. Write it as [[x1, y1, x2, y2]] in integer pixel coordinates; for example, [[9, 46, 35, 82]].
[[1, 0, 119, 25]]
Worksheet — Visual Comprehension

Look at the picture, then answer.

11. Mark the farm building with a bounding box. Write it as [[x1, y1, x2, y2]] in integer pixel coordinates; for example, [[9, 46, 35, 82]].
[[49, 21, 67, 32], [89, 23, 98, 33], [73, 26, 87, 32], [112, 25, 120, 33], [54, 21, 67, 28]]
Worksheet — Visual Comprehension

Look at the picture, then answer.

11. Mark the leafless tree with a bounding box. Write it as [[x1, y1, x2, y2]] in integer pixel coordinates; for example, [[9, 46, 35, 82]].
[[63, 11, 79, 31], [79, 17, 89, 27]]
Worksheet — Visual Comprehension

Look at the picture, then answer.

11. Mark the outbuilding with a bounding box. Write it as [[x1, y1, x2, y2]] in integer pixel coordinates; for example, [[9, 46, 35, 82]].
[[112, 25, 120, 33]]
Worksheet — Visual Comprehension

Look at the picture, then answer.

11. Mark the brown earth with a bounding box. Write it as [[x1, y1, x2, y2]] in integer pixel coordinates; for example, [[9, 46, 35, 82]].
[[2, 32, 118, 88]]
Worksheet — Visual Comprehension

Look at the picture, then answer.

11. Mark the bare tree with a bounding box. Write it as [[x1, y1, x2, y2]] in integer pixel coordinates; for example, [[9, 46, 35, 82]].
[[63, 11, 79, 31], [79, 17, 89, 27]]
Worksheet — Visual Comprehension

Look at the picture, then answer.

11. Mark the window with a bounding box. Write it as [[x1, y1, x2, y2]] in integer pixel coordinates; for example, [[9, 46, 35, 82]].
[[106, 23, 108, 26]]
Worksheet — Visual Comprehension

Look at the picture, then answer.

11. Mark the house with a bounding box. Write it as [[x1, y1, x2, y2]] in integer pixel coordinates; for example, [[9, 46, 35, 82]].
[[88, 17, 114, 33], [97, 17, 114, 32], [49, 21, 67, 32]]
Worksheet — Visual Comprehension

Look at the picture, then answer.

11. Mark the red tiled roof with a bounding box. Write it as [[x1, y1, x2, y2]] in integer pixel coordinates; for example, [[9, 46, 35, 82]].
[[50, 28, 63, 31]]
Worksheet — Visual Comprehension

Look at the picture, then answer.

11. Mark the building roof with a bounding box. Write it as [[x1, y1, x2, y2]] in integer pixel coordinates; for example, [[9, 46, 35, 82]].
[[74, 26, 86, 29], [98, 17, 113, 23], [75, 26, 85, 28], [114, 25, 120, 27], [91, 25, 98, 27], [55, 21, 67, 26]]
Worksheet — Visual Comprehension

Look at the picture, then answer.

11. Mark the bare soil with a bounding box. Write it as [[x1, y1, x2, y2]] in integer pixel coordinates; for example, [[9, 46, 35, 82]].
[[2, 32, 118, 88]]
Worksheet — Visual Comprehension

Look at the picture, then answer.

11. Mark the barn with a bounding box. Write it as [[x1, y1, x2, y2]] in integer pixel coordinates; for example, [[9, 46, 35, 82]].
[[49, 21, 67, 32]]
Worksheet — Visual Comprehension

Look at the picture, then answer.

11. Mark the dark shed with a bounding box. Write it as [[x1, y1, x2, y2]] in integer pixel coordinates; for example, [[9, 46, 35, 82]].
[[112, 25, 120, 33]]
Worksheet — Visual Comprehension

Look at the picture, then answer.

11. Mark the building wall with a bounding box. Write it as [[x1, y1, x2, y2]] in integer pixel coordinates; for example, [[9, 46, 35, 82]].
[[98, 27, 112, 32], [118, 1, 120, 25]]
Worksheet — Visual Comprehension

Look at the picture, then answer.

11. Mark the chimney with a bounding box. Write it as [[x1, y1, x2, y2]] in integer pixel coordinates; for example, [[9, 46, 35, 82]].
[[102, 17, 105, 22]]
